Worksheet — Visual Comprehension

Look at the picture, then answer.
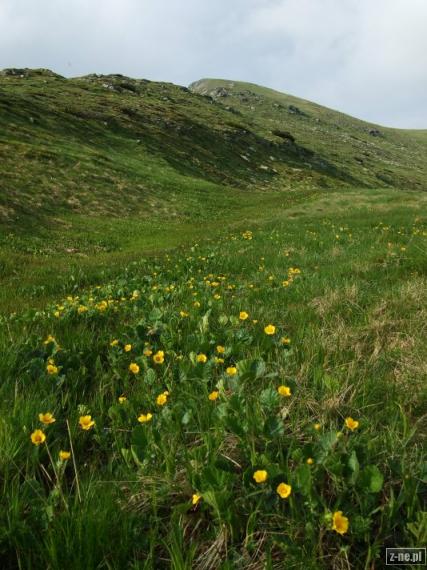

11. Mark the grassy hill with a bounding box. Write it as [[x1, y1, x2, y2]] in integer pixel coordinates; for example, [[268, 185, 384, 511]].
[[1, 69, 426, 312], [1, 69, 426, 231], [190, 78, 427, 191]]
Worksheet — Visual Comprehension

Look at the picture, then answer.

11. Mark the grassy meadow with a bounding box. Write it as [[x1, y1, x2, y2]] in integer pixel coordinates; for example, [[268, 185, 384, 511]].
[[1, 187, 426, 569], [0, 70, 426, 569]]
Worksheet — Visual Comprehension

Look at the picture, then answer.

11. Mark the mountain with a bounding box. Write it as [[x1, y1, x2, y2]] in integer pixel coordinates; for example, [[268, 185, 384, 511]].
[[1, 69, 426, 230]]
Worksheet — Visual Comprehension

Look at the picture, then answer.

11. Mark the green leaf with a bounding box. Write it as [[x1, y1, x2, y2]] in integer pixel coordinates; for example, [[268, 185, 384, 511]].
[[348, 450, 360, 484], [295, 464, 312, 496], [131, 425, 148, 449], [260, 386, 279, 409], [149, 307, 163, 322], [360, 465, 384, 493], [182, 410, 192, 425], [264, 416, 285, 438]]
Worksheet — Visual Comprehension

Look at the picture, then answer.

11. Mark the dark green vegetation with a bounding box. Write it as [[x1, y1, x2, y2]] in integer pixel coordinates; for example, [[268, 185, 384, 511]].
[[0, 69, 426, 569]]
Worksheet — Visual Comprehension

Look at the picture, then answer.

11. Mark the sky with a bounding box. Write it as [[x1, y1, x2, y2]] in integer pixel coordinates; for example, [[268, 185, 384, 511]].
[[0, 0, 426, 128]]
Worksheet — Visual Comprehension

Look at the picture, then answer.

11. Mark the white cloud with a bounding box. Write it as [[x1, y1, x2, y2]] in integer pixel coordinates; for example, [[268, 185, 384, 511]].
[[0, 0, 425, 127]]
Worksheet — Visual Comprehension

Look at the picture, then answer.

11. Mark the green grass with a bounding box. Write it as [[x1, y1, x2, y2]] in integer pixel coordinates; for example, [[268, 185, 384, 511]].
[[1, 69, 426, 568], [1, 188, 426, 569]]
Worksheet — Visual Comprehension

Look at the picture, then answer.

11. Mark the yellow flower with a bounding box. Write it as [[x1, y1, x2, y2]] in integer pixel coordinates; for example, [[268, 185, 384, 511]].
[[110, 339, 119, 347], [79, 415, 95, 430], [156, 393, 168, 406], [43, 335, 56, 345], [192, 493, 201, 505], [124, 344, 132, 352], [253, 470, 268, 483], [215, 357, 225, 364], [345, 417, 359, 431], [216, 345, 225, 354], [282, 280, 290, 287], [307, 457, 314, 465], [46, 363, 58, 375], [118, 395, 127, 404], [30, 429, 46, 446], [208, 391, 219, 401], [314, 423, 321, 431], [138, 413, 153, 423], [180, 310, 189, 317], [59, 450, 71, 461], [264, 324, 276, 335], [332, 511, 349, 535], [153, 350, 165, 365], [277, 385, 291, 397], [281, 337, 291, 345], [239, 311, 249, 320], [226, 366, 237, 376], [96, 300, 108, 312], [129, 362, 140, 375], [197, 353, 207, 363], [193, 301, 201, 308], [38, 412, 56, 425], [213, 294, 221, 300], [276, 482, 292, 499], [77, 305, 88, 314], [143, 347, 153, 357]]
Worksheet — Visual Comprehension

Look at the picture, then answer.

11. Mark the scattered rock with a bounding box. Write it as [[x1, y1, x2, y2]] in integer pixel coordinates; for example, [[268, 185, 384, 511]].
[[272, 129, 295, 143], [369, 129, 382, 137]]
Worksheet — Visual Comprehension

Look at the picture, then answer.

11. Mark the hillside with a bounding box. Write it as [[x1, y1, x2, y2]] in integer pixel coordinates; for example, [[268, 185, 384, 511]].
[[190, 78, 427, 191], [1, 69, 426, 232]]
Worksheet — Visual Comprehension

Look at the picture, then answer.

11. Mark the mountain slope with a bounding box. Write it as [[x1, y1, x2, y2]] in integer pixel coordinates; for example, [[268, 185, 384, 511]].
[[190, 78, 427, 191], [1, 69, 426, 231]]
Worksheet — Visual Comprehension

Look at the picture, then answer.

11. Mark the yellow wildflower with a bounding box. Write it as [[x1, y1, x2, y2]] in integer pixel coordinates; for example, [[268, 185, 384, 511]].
[[216, 345, 225, 354], [345, 417, 359, 431], [307, 457, 314, 465], [59, 450, 71, 461], [124, 344, 132, 352], [156, 393, 168, 406], [38, 412, 56, 425], [208, 391, 219, 401], [129, 362, 140, 374], [332, 511, 349, 535], [197, 353, 207, 363], [30, 429, 46, 446], [110, 339, 119, 347], [264, 324, 276, 335], [276, 482, 292, 499], [314, 423, 321, 431], [138, 413, 153, 423], [192, 493, 201, 505], [239, 311, 249, 320], [226, 366, 237, 376], [43, 335, 56, 345], [46, 364, 58, 375], [79, 415, 95, 430], [277, 385, 291, 397], [118, 395, 127, 404], [253, 470, 268, 483], [153, 350, 165, 365], [143, 347, 153, 357]]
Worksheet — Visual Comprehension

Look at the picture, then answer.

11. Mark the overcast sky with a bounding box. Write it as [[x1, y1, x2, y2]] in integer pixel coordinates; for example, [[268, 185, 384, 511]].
[[1, 0, 426, 128]]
